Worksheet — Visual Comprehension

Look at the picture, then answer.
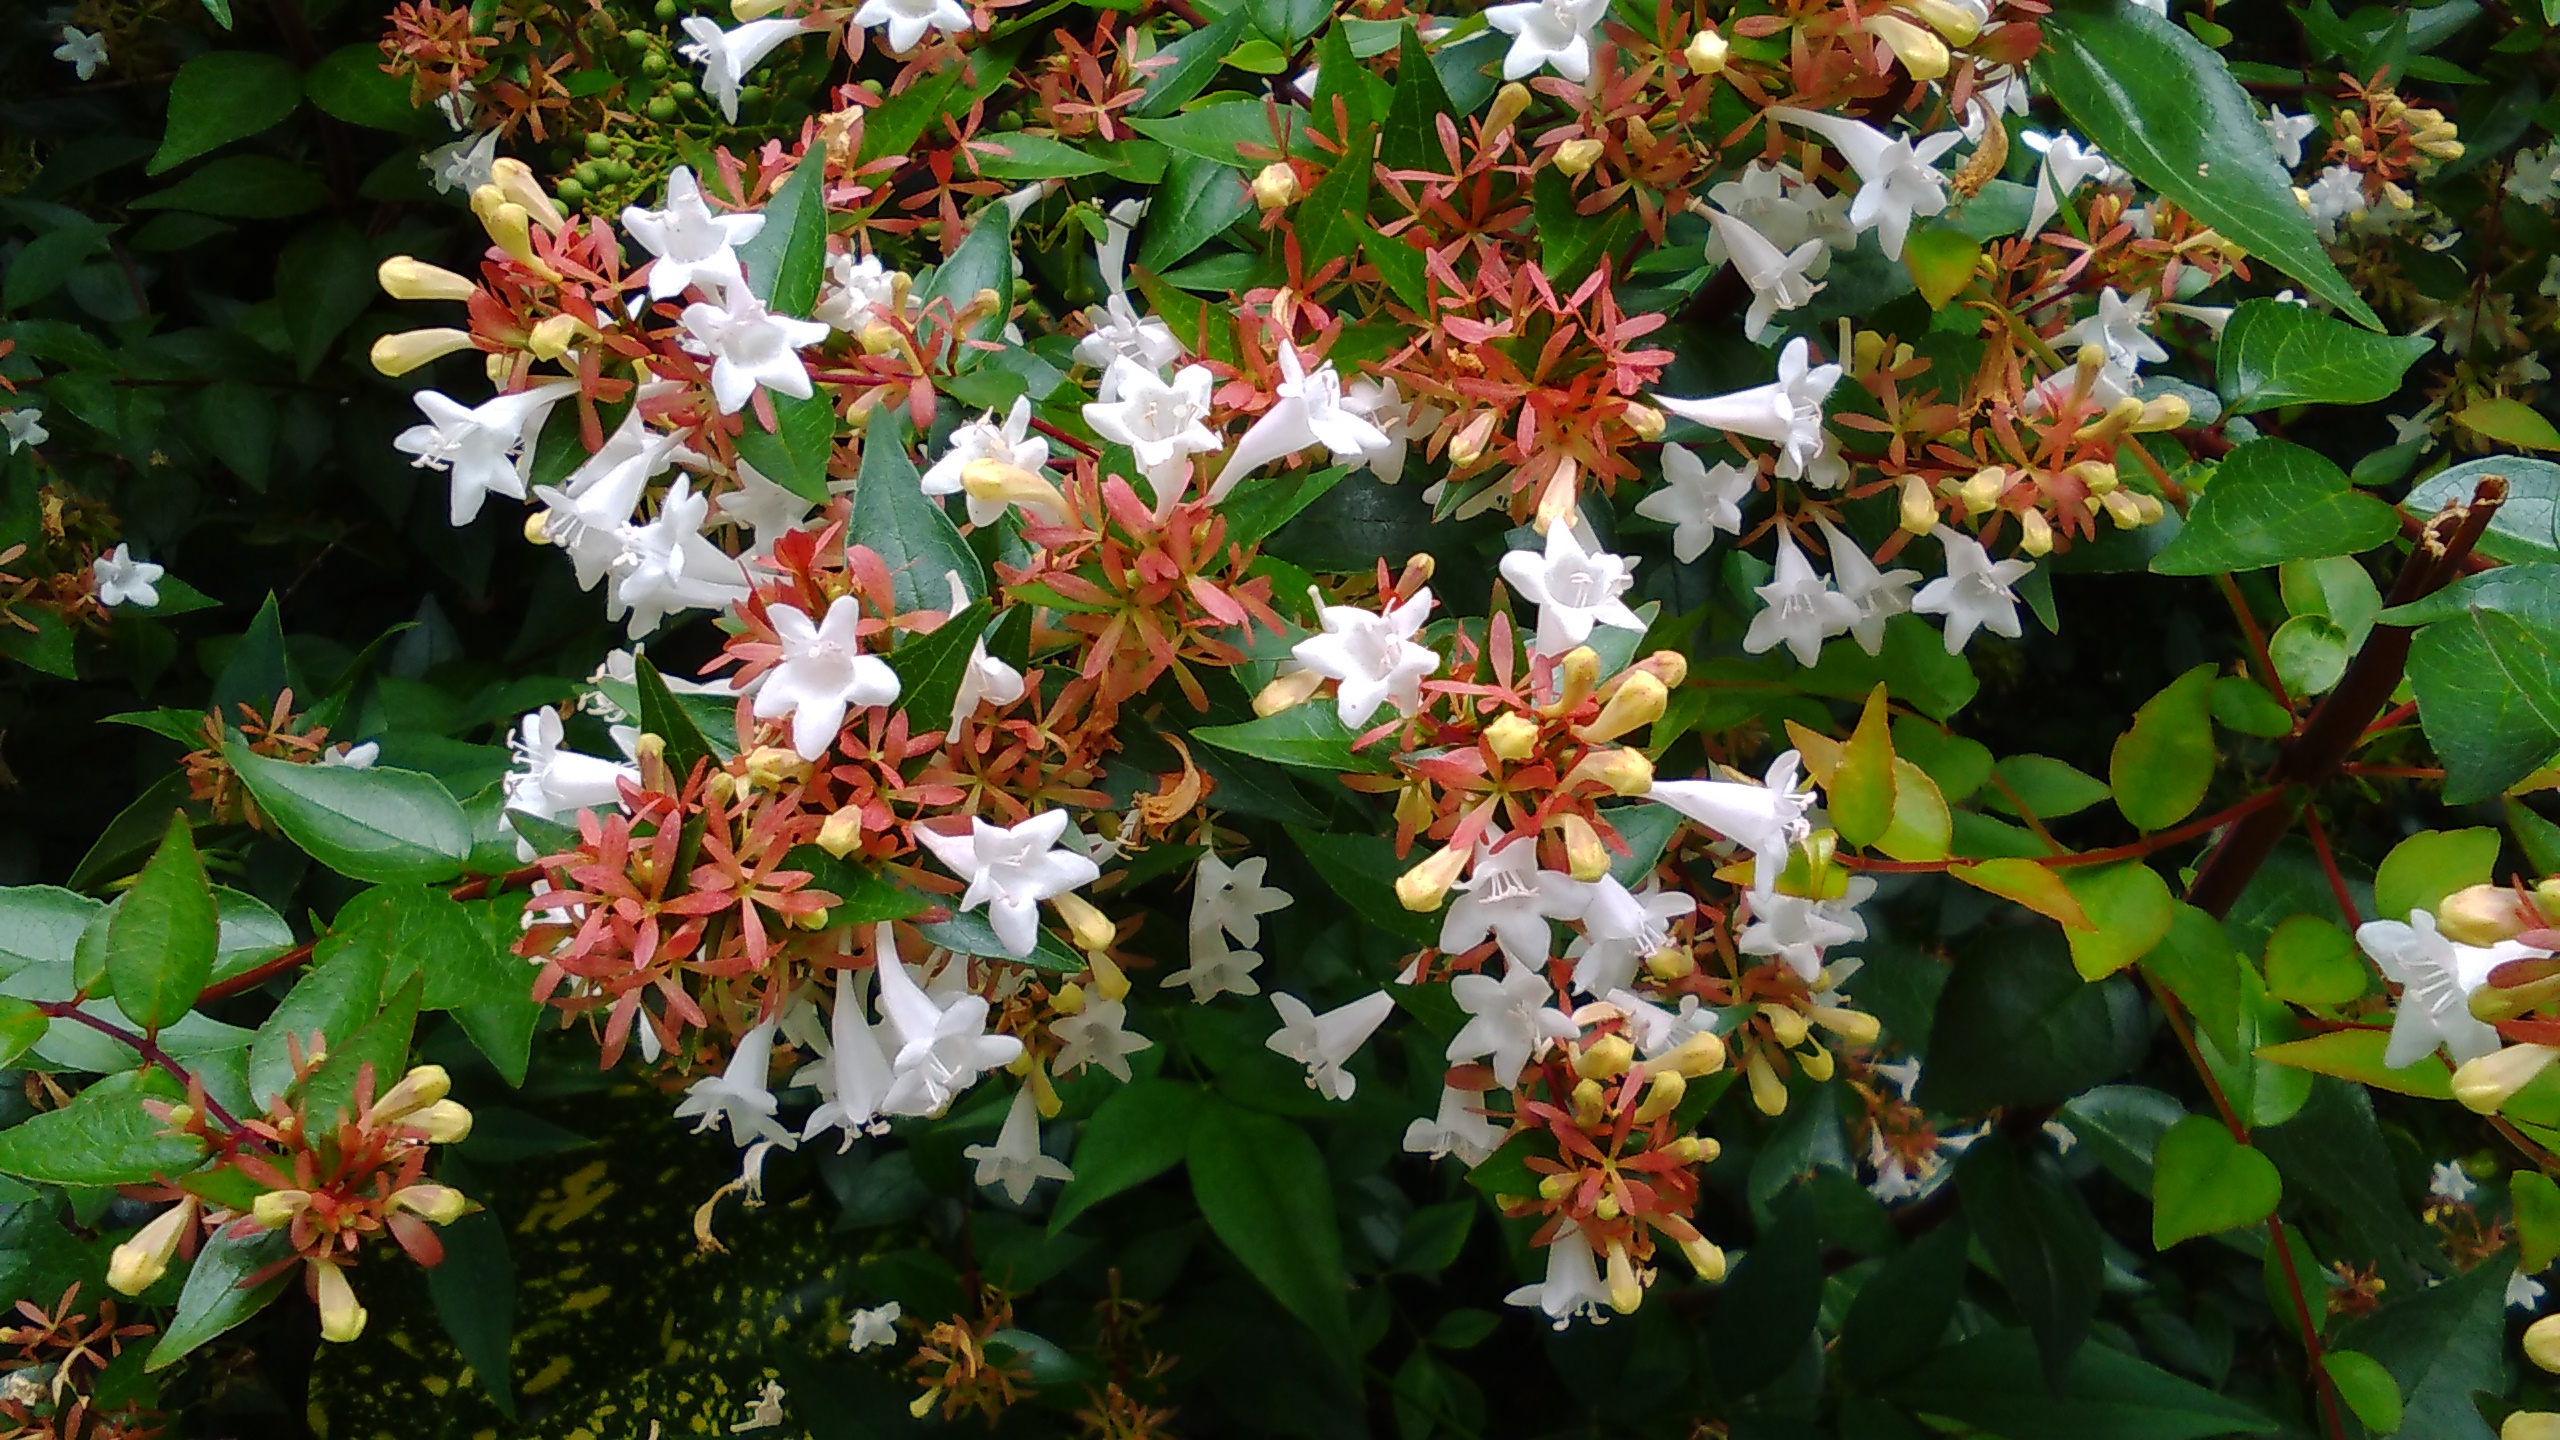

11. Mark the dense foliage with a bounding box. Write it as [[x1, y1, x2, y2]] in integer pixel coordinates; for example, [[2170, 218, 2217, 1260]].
[[6, 0, 2560, 1434]]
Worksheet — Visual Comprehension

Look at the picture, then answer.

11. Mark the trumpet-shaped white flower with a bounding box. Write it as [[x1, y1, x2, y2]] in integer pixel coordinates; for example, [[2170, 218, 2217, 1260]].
[[922, 395, 1052, 498], [503, 708, 638, 831], [1441, 835, 1589, 971], [1912, 527, 2033, 652], [2023, 133, 2122, 237], [55, 27, 107, 80], [674, 1019, 797, 1148], [1483, 0, 1609, 82], [755, 597, 901, 760], [715, 460, 817, 555], [848, 1302, 902, 1351], [1567, 877, 1696, 996], [2, 408, 48, 453], [1290, 585, 1440, 727], [1404, 1085, 1505, 1166], [1084, 361, 1220, 509], [90, 545, 163, 609], [1647, 750, 1814, 881], [1636, 445, 1754, 563], [1708, 162, 1854, 276], [1764, 107, 1961, 259], [1208, 343, 1389, 500], [624, 167, 766, 300], [2056, 288, 2168, 375], [422, 130, 499, 195], [1163, 940, 1265, 1003], [679, 286, 830, 415], [965, 1085, 1074, 1204], [1052, 996, 1153, 1081], [1075, 294, 1184, 379], [605, 477, 751, 635], [1448, 960, 1579, 1087], [852, 0, 973, 52], [802, 970, 896, 1149], [1266, 990, 1396, 1101], [2358, 910, 2542, 1069], [2263, 106, 2318, 170], [1654, 337, 1841, 481], [1344, 376, 1440, 485], [1745, 528, 1858, 666], [1814, 517, 1919, 657], [1609, 988, 1720, 1058], [677, 17, 806, 123], [1700, 207, 1826, 340], [1191, 852, 1294, 953], [1500, 518, 1646, 658], [394, 382, 580, 525], [321, 741, 379, 769], [1505, 1222, 1614, 1328], [872, 929, 1025, 1116], [1738, 877, 1874, 982], [532, 405, 684, 591], [912, 812, 1103, 958], [816, 251, 904, 332]]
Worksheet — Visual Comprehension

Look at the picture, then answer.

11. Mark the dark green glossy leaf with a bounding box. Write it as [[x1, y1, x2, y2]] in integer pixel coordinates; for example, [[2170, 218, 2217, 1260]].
[[851, 412, 988, 616], [146, 1228, 294, 1371], [1885, 1329, 2279, 1438], [2153, 439, 2399, 575], [151, 52, 301, 174], [886, 601, 993, 741], [1188, 1100, 1350, 1349], [1918, 931, 2148, 1113], [1839, 1215, 1971, 1389], [1956, 1134, 2103, 1389], [732, 389, 838, 504], [736, 150, 828, 316], [1052, 1079, 1205, 1232], [105, 813, 219, 1031], [225, 741, 472, 884], [2215, 299, 2431, 414], [1195, 703, 1398, 774]]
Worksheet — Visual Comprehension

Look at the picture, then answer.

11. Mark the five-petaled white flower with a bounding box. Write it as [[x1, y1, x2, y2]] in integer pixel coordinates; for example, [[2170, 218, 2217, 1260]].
[[90, 544, 163, 610], [1448, 960, 1579, 1088], [1764, 108, 1962, 260], [852, 0, 973, 54], [754, 596, 901, 760], [1052, 996, 1153, 1081], [1745, 528, 1859, 667], [1568, 876, 1695, 996], [1075, 294, 1184, 379], [1815, 516, 1919, 657], [1163, 940, 1265, 1003], [393, 382, 580, 525], [1404, 1085, 1505, 1167], [965, 1085, 1074, 1204], [1083, 361, 1220, 510], [1344, 376, 1440, 485], [1500, 517, 1646, 659], [816, 251, 904, 332], [1912, 526, 2034, 653], [503, 707, 638, 837], [1266, 990, 1396, 1101], [1209, 343, 1389, 500], [2358, 910, 2542, 1069], [847, 1302, 903, 1352], [871, 926, 1025, 1115], [1636, 445, 1754, 564], [1505, 1221, 1614, 1329], [923, 396, 1053, 500], [1647, 750, 1815, 883], [913, 812, 1104, 958], [624, 166, 767, 300], [677, 17, 806, 123], [532, 404, 683, 592], [1700, 207, 1826, 341], [2056, 287, 2168, 375], [1654, 337, 1841, 482], [54, 27, 107, 81], [801, 968, 897, 1149], [679, 286, 830, 415], [2263, 106, 2319, 170], [605, 477, 751, 636], [1483, 0, 1610, 82], [1738, 878, 1874, 982], [2023, 133, 2121, 237], [1191, 852, 1294, 955], [1289, 585, 1441, 728], [2, 408, 49, 453], [422, 130, 500, 196], [674, 1019, 797, 1148], [2429, 1160, 2478, 1205], [1441, 835, 1589, 971]]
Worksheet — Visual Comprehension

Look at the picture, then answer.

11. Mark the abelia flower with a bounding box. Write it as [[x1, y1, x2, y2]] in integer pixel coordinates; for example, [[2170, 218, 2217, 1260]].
[[1698, 208, 1825, 341], [1163, 940, 1265, 1003], [801, 969, 896, 1149], [1190, 852, 1294, 954], [964, 1085, 1073, 1204], [1654, 337, 1841, 482], [1646, 751, 1814, 882], [606, 477, 751, 635], [1051, 996, 1152, 1081], [1505, 1222, 1614, 1328], [1447, 960, 1578, 1087], [1814, 517, 1919, 657], [1440, 835, 1589, 970], [533, 407, 685, 591], [1074, 293, 1183, 378], [1738, 878, 1874, 982], [54, 26, 106, 81], [503, 708, 638, 828], [1482, 0, 1609, 83], [2358, 910, 2544, 1069], [2056, 288, 2168, 376], [1209, 343, 1389, 500], [678, 286, 830, 415], [1498, 518, 1645, 658], [715, 460, 817, 554], [1764, 108, 1962, 260], [2263, 106, 2319, 169], [913, 811, 1103, 957], [1344, 376, 1440, 485], [1083, 361, 1220, 507], [755, 597, 901, 760], [1404, 1085, 1505, 1166], [1636, 446, 1753, 564], [848, 1302, 902, 1351], [677, 17, 805, 123], [873, 931, 1025, 1115], [90, 545, 163, 609], [674, 1019, 797, 1148], [2023, 134, 2122, 237], [1289, 585, 1440, 727], [1266, 990, 1395, 1101], [1744, 529, 1858, 667], [1912, 527, 2033, 653], [1, 407, 48, 453], [624, 166, 766, 300], [816, 252, 903, 333], [922, 396, 1052, 500], [1567, 877, 1696, 996], [394, 382, 579, 525]]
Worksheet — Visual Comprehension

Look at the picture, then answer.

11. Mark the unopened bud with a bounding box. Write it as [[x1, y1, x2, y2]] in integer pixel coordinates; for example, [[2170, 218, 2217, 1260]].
[[2075, 395, 2146, 442], [1621, 401, 1664, 441], [1682, 28, 1728, 73], [1868, 13, 1949, 81], [390, 1184, 469, 1225], [1662, 1030, 1725, 1077], [2070, 459, 2120, 495], [166, 1104, 198, 1130], [635, 732, 666, 762], [1052, 979, 1088, 1015], [961, 458, 1069, 519], [1484, 711, 1542, 761], [1538, 1172, 1573, 1200], [2101, 490, 2145, 528], [527, 313, 589, 361], [1563, 746, 1654, 797], [1633, 1069, 1686, 1123], [1957, 466, 2010, 517], [2133, 393, 2191, 432], [107, 1201, 195, 1296], [2531, 1315, 2560, 1373], [1571, 1076, 1608, 1127], [418, 1099, 474, 1144], [857, 321, 903, 356], [1799, 1043, 1836, 1081], [733, 0, 791, 16], [523, 509, 552, 544], [470, 190, 558, 280], [253, 1189, 312, 1229], [1759, 1002, 1810, 1048], [1254, 667, 1326, 716], [376, 1064, 451, 1122], [1605, 1242, 1643, 1313], [1899, 473, 1939, 534], [2438, 884, 2534, 946], [1051, 890, 1117, 953], [1573, 671, 1667, 744], [1746, 1048, 1788, 1116], [1552, 138, 1605, 177], [1447, 410, 1499, 467], [1252, 162, 1300, 211], [1396, 842, 1470, 912], [1556, 812, 1610, 881], [1577, 1033, 1635, 1081], [1485, 82, 1533, 139], [2507, 1414, 2560, 1440], [817, 806, 866, 858], [487, 157, 565, 232], [1680, 1233, 1728, 1281], [1593, 1192, 1620, 1220], [314, 1260, 369, 1343], [2017, 507, 2053, 557], [744, 745, 812, 789], [2454, 1044, 2560, 1114], [1541, 646, 1601, 718], [1810, 1006, 1880, 1046], [378, 256, 478, 303], [1644, 946, 1694, 980], [370, 328, 477, 377]]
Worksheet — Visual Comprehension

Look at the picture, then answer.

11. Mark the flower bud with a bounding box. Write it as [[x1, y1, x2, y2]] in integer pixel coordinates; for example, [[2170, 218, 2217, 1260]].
[[1679, 1233, 1728, 1281], [1810, 1006, 1881, 1046], [1644, 945, 1694, 980], [1593, 1192, 1620, 1220], [1447, 410, 1499, 467], [488, 157, 565, 232], [1661, 1030, 1725, 1077], [1532, 457, 1582, 535], [1867, 13, 1949, 81], [2101, 490, 2146, 529], [1252, 162, 1300, 211], [1538, 1172, 1573, 1200], [1746, 1048, 1788, 1116], [1573, 671, 1667, 744], [253, 1189, 312, 1229], [1484, 711, 1542, 761], [1759, 1002, 1810, 1049], [370, 328, 478, 377], [470, 189, 558, 280], [2438, 885, 2534, 946], [2070, 460, 2120, 495], [2133, 392, 2191, 433], [107, 1200, 195, 1296], [1563, 746, 1654, 797], [733, 0, 791, 15], [1540, 646, 1602, 718], [1576, 1033, 1635, 1081], [1556, 812, 1610, 881], [2454, 1044, 2560, 1114], [1253, 667, 1326, 716], [1570, 1076, 1608, 1127], [376, 1064, 452, 1122], [419, 1099, 475, 1144], [1798, 1043, 1836, 1081], [1899, 474, 1940, 534], [1485, 82, 1533, 139], [2530, 1315, 2560, 1373], [817, 806, 866, 858], [523, 509, 553, 544], [314, 1260, 369, 1344], [1052, 980, 1088, 1016], [527, 313, 590, 361], [1552, 138, 1605, 177], [1633, 1068, 1686, 1123], [378, 256, 478, 303], [1396, 841, 1470, 912], [1605, 1242, 1643, 1314], [1051, 890, 1117, 953], [1682, 28, 1728, 73], [2017, 507, 2054, 558], [1900, 0, 1983, 42], [1957, 466, 2010, 517], [961, 458, 1070, 519], [1089, 950, 1131, 1001], [390, 1184, 469, 1225], [2510, 1416, 2560, 1440], [744, 745, 812, 789], [1620, 402, 1664, 440]]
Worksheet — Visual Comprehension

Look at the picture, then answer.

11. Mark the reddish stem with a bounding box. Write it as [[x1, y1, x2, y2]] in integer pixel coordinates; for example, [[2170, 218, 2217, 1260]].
[[33, 1001, 240, 1134]]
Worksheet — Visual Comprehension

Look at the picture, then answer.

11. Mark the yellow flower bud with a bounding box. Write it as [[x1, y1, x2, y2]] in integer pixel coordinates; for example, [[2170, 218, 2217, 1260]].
[[376, 1064, 451, 1121], [527, 313, 589, 361], [1538, 1172, 1573, 1200], [390, 1184, 469, 1225], [961, 458, 1070, 518], [487, 157, 565, 232], [1799, 1044, 1836, 1081], [1682, 29, 1728, 73], [1747, 1048, 1788, 1116], [370, 328, 477, 377], [1900, 473, 1940, 534], [1253, 667, 1326, 717], [1447, 410, 1499, 467], [1556, 812, 1611, 881], [1605, 1242, 1643, 1314], [2439, 884, 2534, 946], [523, 509, 552, 545], [1573, 671, 1667, 744], [1867, 13, 1950, 81], [2071, 460, 2121, 495], [1485, 82, 1533, 139], [1051, 890, 1117, 953], [1900, 0, 1983, 41], [1957, 466, 2010, 517], [1396, 841, 1470, 912], [2133, 392, 2191, 433], [107, 1200, 195, 1296], [1577, 1033, 1635, 1081], [1759, 1003, 1810, 1049], [1662, 1030, 1725, 1077], [2531, 1315, 2560, 1373], [314, 1260, 369, 1344], [470, 189, 558, 279], [1052, 980, 1088, 1016], [1570, 1076, 1608, 1128], [253, 1189, 312, 1229], [1644, 945, 1695, 980], [2454, 1044, 2560, 1115], [2507, 1415, 2560, 1440], [1484, 711, 1543, 761], [1564, 746, 1655, 797], [1680, 1233, 1728, 1281], [1811, 1006, 1881, 1046], [1540, 646, 1601, 718], [745, 745, 813, 788], [1633, 1068, 1686, 1123], [419, 1099, 474, 1144], [817, 806, 866, 859], [1252, 162, 1301, 211], [2101, 490, 2146, 529], [1552, 138, 1606, 177], [2017, 507, 2054, 558], [1621, 402, 1664, 441], [733, 0, 791, 16], [378, 256, 478, 304]]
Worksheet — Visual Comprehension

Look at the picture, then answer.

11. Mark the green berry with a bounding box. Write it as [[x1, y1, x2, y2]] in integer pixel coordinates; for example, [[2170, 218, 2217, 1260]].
[[641, 52, 668, 75], [654, 0, 678, 17], [584, 132, 612, 157], [670, 81, 696, 101], [738, 84, 764, 105], [556, 177, 588, 203], [624, 30, 650, 49], [648, 96, 679, 122]]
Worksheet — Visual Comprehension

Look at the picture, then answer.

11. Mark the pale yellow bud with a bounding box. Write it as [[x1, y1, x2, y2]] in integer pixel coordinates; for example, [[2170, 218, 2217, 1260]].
[[1540, 646, 1601, 718], [1573, 671, 1667, 744], [2133, 393, 2191, 433], [961, 458, 1070, 518], [1447, 410, 1499, 467], [314, 1260, 369, 1344], [1051, 890, 1117, 953], [1644, 946, 1695, 980], [370, 328, 477, 377], [1552, 139, 1606, 177], [1747, 1048, 1788, 1116], [1633, 1068, 1686, 1123], [705, 770, 739, 807], [1484, 711, 1543, 761], [2101, 490, 2146, 529], [745, 745, 813, 788], [1680, 1233, 1728, 1281], [1867, 13, 1950, 81], [1605, 1242, 1643, 1314], [1485, 82, 1534, 139], [1810, 1006, 1880, 1046], [1594, 1192, 1620, 1220], [1532, 457, 1582, 534], [253, 1189, 312, 1229], [2530, 1315, 2560, 1373], [1759, 1002, 1810, 1049], [527, 313, 589, 361], [1396, 842, 1470, 912], [2454, 1044, 2560, 1114], [166, 1104, 198, 1130], [2017, 507, 2054, 558], [1563, 746, 1654, 798], [1253, 667, 1326, 717], [378, 256, 478, 304], [1899, 473, 1940, 534], [1798, 1043, 1836, 1082], [487, 157, 565, 232], [523, 509, 552, 545], [2438, 884, 2534, 946], [418, 1099, 474, 1144], [1252, 162, 1301, 211], [2131, 493, 2165, 525], [1570, 1076, 1608, 1127], [1957, 466, 2010, 517], [2382, 181, 2415, 211], [2070, 460, 2120, 495], [107, 1201, 195, 1296], [376, 1064, 451, 1122], [470, 189, 557, 279], [1052, 980, 1088, 1016], [1621, 402, 1664, 441], [733, 0, 791, 16], [858, 321, 904, 356], [1538, 1172, 1573, 1200], [817, 806, 866, 859], [390, 1184, 469, 1225], [1577, 1033, 1635, 1081], [2506, 1415, 2560, 1440], [2075, 395, 2146, 442], [635, 732, 667, 762], [1556, 812, 1610, 881], [1682, 28, 1728, 73], [1898, 0, 1982, 41], [1088, 951, 1131, 1002], [1662, 1030, 1725, 1077]]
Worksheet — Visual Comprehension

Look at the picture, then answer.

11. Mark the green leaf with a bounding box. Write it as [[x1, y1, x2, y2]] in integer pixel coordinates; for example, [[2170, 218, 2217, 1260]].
[[2321, 1351, 2404, 1435], [851, 413, 988, 616], [2409, 605, 2560, 802], [1985, 754, 2110, 819], [1710, 1191, 1822, 1398], [2036, 0, 2377, 327], [2152, 439, 2399, 574], [1130, 101, 1286, 168], [426, 1212, 518, 1416], [1188, 1100, 1350, 1349], [2455, 397, 2560, 452], [2215, 300, 2432, 414], [105, 813, 219, 1031], [2262, 914, 2368, 1005], [1131, 9, 1249, 118], [302, 44, 436, 133], [886, 602, 992, 740], [2270, 614, 2351, 697], [732, 390, 839, 504], [2060, 1084, 2188, 1190], [1287, 828, 1441, 947], [249, 943, 386, 1108], [145, 1228, 293, 1371], [1195, 703, 1398, 774], [2109, 663, 2218, 830], [1839, 1215, 1971, 1388], [0, 998, 43, 1067], [1903, 225, 1981, 309], [1135, 150, 1254, 273], [300, 972, 422, 1127], [0, 1073, 206, 1186], [1956, 1134, 2103, 1389], [2373, 828, 2500, 922], [919, 205, 1016, 348], [0, 886, 103, 976], [2404, 458, 2560, 566], [134, 155, 328, 218], [331, 885, 539, 1085], [1291, 138, 1373, 273], [1219, 465, 1350, 549], [735, 151, 827, 317], [2060, 861, 2177, 980], [633, 652, 721, 785], [1919, 932, 2146, 1112], [151, 52, 302, 174], [2149, 1114, 2282, 1247], [971, 132, 1111, 179], [1884, 1330, 2280, 1439], [1380, 25, 1458, 175], [2257, 1078, 2441, 1273], [5, 223, 113, 313], [914, 911, 1084, 971], [1051, 1079, 1205, 1231], [2516, 1170, 2560, 1273], [1832, 685, 1896, 850], [2332, 1256, 2504, 1440], [2255, 1029, 2450, 1099], [224, 741, 471, 884]]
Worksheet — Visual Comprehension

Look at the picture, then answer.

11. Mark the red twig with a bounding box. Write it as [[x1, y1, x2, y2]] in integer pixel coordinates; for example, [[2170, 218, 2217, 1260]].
[[33, 1002, 240, 1133]]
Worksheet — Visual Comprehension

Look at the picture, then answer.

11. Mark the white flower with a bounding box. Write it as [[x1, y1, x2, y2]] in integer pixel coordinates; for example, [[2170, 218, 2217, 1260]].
[[1636, 446, 1753, 564], [1815, 517, 1918, 657], [1498, 517, 1645, 658], [946, 581, 1027, 734], [816, 251, 904, 332], [913, 812, 1103, 958], [1083, 361, 1220, 509], [755, 597, 900, 760], [532, 405, 683, 591], [1208, 343, 1390, 500], [1403, 1085, 1504, 1166], [1163, 940, 1265, 1003], [624, 167, 766, 301], [435, 84, 477, 132], [1738, 878, 1873, 982], [674, 1020, 797, 1148], [90, 545, 163, 609], [679, 286, 829, 415], [1608, 988, 1719, 1058], [1567, 877, 1695, 996], [852, 0, 973, 53], [320, 742, 379, 769], [1052, 996, 1152, 1081], [1654, 337, 1841, 482], [872, 927, 1025, 1116], [2358, 910, 2541, 1069], [503, 708, 637, 831], [1483, 0, 1609, 82], [1289, 585, 1440, 727], [1448, 960, 1578, 1087], [2428, 1160, 2477, 1205], [1265, 990, 1396, 1101], [1505, 1222, 1613, 1328], [1912, 526, 2033, 653], [54, 27, 106, 81], [2304, 164, 2366, 241], [422, 130, 499, 195], [1441, 835, 1589, 971], [1708, 163, 1850, 276], [2388, 399, 2445, 449], [848, 1302, 903, 1351], [605, 477, 751, 636], [1, 408, 48, 453], [2023, 133, 2121, 238], [1093, 198, 1146, 299], [964, 1085, 1074, 1204], [1764, 108, 1961, 260], [2511, 144, 2560, 207], [393, 382, 580, 525], [677, 17, 805, 123], [1343, 376, 1440, 485], [923, 396, 1053, 499], [801, 969, 897, 1149], [1699, 207, 1825, 341], [1075, 294, 1184, 378], [716, 460, 817, 555], [1191, 853, 1293, 954], [2512, 1270, 2547, 1312], [1646, 750, 1814, 881], [1745, 528, 1858, 667], [2056, 288, 2168, 375], [2263, 106, 2318, 170]]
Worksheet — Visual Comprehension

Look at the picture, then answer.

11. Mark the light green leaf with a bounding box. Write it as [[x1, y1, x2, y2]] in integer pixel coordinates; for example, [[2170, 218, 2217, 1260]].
[[2516, 1170, 2560, 1274], [2110, 663, 2218, 831], [2262, 914, 2367, 1005], [2061, 861, 2177, 980], [2153, 439, 2399, 574], [2269, 614, 2350, 697], [2255, 1029, 2450, 1099], [1985, 754, 2111, 820], [2215, 300, 2431, 414], [1134, 149, 1255, 273], [1195, 703, 1397, 774], [0, 998, 47, 1068], [2372, 827, 2499, 922], [249, 944, 386, 1108], [1130, 101, 1287, 168], [2455, 397, 2560, 452], [1832, 685, 1897, 850], [2322, 1351, 2403, 1435], [105, 813, 219, 1031], [225, 740, 471, 884], [970, 132, 1111, 180], [2403, 457, 2560, 566], [0, 886, 102, 977], [146, 1228, 294, 1371], [0, 1071, 206, 1185], [151, 52, 302, 174], [2150, 1114, 2282, 1247]]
